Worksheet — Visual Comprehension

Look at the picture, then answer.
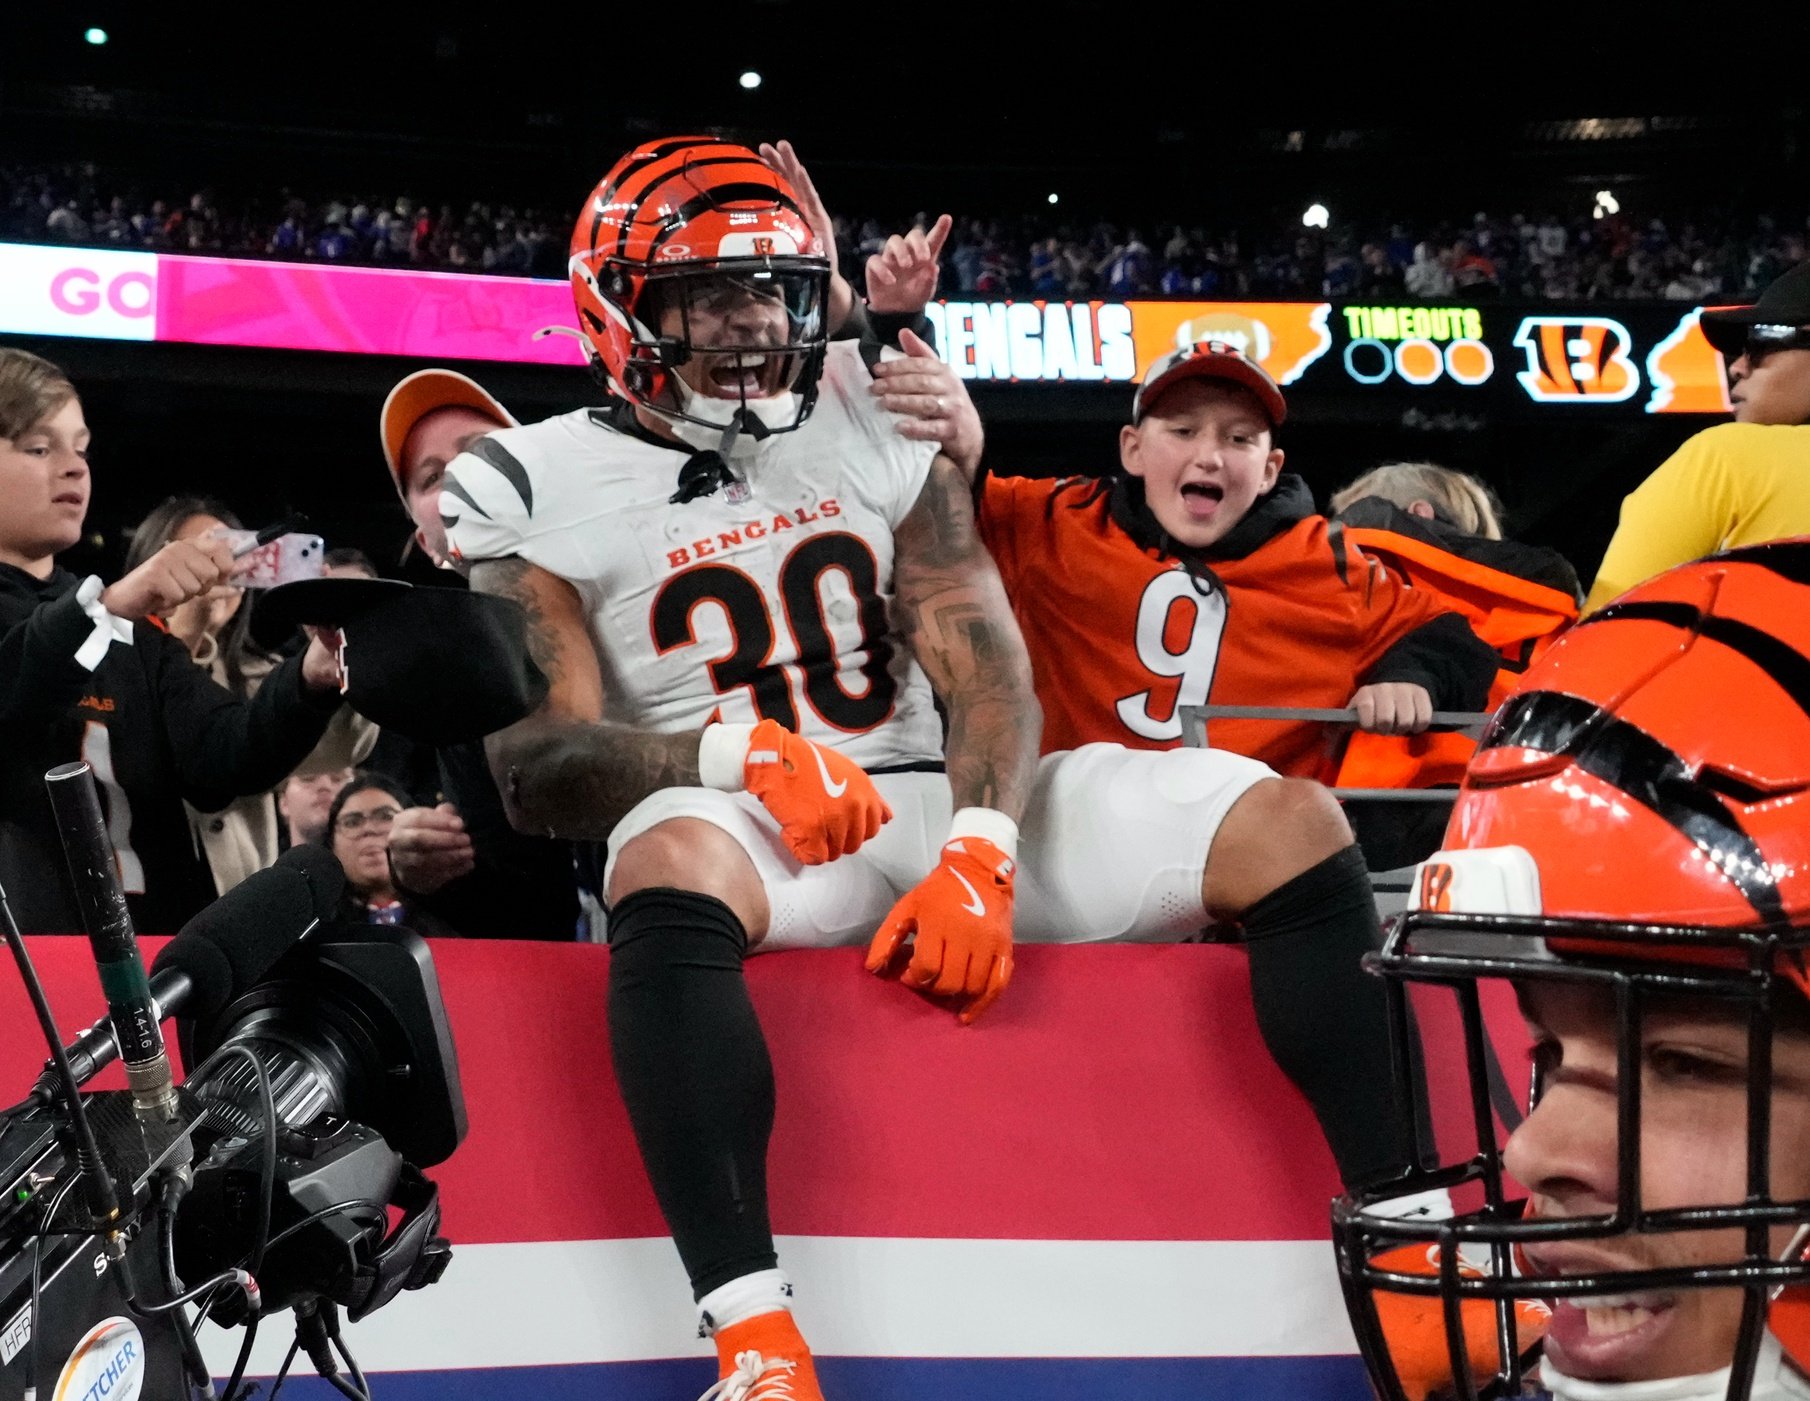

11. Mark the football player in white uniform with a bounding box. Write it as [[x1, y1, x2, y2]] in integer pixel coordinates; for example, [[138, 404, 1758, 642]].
[[1333, 544, 1810, 1401], [446, 137, 1430, 1400]]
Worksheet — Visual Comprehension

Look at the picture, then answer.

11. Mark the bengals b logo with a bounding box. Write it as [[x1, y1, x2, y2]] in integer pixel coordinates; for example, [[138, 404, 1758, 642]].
[[1513, 316, 1640, 403], [752, 236, 775, 256]]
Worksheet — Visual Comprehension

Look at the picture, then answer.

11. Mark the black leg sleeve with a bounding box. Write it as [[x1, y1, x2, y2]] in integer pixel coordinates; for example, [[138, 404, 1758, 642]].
[[1240, 845, 1427, 1191], [607, 888, 779, 1299]]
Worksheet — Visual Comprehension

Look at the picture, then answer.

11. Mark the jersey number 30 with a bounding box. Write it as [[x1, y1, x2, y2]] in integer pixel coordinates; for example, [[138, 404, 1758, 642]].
[[652, 532, 897, 733], [1115, 570, 1227, 741]]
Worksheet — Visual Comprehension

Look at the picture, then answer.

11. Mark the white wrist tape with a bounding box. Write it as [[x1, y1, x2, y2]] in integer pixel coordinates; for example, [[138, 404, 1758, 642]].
[[74, 575, 134, 672], [948, 807, 1019, 860], [698, 722, 758, 792]]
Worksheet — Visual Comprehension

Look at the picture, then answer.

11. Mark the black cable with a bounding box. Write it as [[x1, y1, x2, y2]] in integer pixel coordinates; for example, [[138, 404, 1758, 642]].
[[219, 1311, 262, 1401], [267, 1338, 301, 1398], [159, 1177, 218, 1396], [262, 1200, 387, 1254], [0, 880, 119, 1225], [26, 1171, 83, 1399], [184, 1045, 274, 1401], [190, 1043, 277, 1273], [325, 1306, 371, 1401]]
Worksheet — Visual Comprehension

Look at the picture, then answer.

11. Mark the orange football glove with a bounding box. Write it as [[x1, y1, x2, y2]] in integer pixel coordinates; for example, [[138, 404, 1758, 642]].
[[866, 833, 1015, 1024], [707, 718, 891, 865]]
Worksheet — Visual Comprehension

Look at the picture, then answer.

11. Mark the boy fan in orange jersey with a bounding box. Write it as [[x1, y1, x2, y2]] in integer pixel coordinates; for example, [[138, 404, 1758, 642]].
[[971, 340, 1498, 777]]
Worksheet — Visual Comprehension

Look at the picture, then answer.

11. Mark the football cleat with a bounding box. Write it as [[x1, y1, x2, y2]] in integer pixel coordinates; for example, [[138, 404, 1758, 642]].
[[700, 1310, 824, 1401]]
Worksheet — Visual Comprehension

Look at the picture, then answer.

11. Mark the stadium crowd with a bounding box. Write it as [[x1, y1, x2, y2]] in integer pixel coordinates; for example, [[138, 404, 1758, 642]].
[[2, 160, 1805, 302]]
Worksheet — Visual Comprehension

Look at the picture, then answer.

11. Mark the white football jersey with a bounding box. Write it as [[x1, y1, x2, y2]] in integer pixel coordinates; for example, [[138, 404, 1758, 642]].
[[441, 341, 945, 770]]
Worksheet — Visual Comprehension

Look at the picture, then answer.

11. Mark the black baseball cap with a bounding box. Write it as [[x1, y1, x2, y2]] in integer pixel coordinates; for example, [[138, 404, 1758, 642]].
[[255, 580, 548, 745], [1699, 260, 1810, 358]]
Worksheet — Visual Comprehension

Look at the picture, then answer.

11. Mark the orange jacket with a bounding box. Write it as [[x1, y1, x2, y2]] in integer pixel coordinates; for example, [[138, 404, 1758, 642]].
[[1332, 504, 1581, 790]]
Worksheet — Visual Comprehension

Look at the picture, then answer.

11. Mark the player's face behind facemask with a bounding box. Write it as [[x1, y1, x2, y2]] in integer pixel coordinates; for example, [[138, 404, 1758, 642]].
[[638, 264, 826, 425], [1335, 931, 1810, 1401], [1507, 978, 1810, 1392]]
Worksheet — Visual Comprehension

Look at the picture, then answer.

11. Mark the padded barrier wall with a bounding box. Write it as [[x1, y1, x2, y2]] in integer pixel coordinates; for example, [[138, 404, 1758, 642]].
[[2, 937, 1525, 1399]]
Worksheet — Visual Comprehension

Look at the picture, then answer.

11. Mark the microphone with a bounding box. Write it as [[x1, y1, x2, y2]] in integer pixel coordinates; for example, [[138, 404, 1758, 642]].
[[46, 761, 177, 1121], [33, 842, 347, 1098]]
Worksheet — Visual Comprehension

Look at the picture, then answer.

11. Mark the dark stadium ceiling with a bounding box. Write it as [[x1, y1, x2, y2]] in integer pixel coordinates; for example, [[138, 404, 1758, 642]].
[[2, 9, 1798, 219]]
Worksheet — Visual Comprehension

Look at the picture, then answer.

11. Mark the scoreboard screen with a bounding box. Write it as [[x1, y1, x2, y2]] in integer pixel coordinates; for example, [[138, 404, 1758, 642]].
[[0, 241, 1733, 418]]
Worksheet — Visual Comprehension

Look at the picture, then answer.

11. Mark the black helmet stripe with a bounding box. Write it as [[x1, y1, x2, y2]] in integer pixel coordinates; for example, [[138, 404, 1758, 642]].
[[585, 140, 737, 258], [1713, 540, 1810, 587], [644, 184, 812, 261], [1580, 600, 1810, 718], [606, 156, 778, 261], [588, 140, 725, 256], [1484, 691, 1786, 924]]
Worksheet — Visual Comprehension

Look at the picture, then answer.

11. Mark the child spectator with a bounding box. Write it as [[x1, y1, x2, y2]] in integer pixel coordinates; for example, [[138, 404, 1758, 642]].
[[1329, 462, 1582, 866], [0, 349, 347, 933], [959, 340, 1499, 777]]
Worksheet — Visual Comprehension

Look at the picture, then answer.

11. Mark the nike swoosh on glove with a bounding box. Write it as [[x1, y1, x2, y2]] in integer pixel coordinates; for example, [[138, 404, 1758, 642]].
[[741, 718, 892, 865], [866, 836, 1015, 1024]]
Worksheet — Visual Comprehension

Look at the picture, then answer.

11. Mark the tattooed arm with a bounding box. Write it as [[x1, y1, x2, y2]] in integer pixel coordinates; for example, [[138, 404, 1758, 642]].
[[472, 556, 701, 840], [892, 455, 1042, 819]]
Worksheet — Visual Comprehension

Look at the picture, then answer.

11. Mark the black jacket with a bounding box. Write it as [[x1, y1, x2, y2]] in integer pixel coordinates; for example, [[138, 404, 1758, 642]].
[[1333, 496, 1585, 604], [0, 564, 339, 934]]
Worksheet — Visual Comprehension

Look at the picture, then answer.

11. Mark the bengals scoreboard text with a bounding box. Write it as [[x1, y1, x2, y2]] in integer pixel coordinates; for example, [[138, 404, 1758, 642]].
[[0, 241, 1731, 417]]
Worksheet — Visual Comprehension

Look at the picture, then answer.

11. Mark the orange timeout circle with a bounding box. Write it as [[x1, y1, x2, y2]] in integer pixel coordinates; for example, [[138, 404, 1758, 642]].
[[1393, 339, 1443, 385], [1444, 339, 1494, 386]]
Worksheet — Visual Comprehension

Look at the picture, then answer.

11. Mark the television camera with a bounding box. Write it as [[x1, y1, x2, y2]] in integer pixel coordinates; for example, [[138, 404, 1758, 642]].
[[0, 763, 466, 1400]]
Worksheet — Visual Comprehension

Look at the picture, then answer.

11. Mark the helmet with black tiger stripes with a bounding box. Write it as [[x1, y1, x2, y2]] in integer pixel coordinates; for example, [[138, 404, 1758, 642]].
[[567, 137, 829, 449], [1333, 540, 1810, 1401]]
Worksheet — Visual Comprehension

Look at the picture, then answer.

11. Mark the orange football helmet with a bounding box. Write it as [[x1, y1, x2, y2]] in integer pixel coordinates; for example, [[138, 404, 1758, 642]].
[[1335, 541, 1810, 1401], [568, 137, 828, 443]]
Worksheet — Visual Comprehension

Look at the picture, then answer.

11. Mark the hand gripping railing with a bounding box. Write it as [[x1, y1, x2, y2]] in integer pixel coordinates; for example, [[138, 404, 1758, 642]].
[[1177, 705, 1492, 806]]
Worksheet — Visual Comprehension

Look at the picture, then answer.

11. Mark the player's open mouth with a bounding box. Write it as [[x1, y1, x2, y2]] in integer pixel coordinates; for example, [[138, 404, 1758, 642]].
[[1542, 1290, 1677, 1378], [707, 354, 778, 398]]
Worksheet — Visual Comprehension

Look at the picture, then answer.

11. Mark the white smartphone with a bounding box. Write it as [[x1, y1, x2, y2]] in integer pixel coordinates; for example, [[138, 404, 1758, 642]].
[[215, 529, 327, 589]]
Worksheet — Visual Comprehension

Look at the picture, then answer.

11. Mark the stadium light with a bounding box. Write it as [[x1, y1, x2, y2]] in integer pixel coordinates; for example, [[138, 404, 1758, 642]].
[[84, 26, 108, 44], [1593, 189, 1620, 220], [739, 70, 762, 90], [1047, 193, 1059, 205], [1302, 203, 1330, 230]]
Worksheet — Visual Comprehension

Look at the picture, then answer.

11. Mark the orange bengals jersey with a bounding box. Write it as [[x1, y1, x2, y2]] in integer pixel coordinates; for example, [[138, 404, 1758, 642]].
[[1334, 521, 1580, 791], [977, 474, 1464, 780]]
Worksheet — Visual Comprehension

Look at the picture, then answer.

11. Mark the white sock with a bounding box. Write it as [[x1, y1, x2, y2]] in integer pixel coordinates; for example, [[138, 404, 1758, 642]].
[[698, 1268, 795, 1336]]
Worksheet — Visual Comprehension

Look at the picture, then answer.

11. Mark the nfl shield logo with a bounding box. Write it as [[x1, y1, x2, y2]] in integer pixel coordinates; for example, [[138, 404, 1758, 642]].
[[725, 477, 752, 505]]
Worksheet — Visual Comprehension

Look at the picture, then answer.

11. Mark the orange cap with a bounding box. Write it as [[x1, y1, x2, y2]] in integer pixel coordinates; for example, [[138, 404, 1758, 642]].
[[379, 369, 518, 493]]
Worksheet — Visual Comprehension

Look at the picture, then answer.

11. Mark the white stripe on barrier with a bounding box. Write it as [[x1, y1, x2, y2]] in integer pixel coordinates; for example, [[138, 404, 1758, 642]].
[[200, 1235, 1357, 1375]]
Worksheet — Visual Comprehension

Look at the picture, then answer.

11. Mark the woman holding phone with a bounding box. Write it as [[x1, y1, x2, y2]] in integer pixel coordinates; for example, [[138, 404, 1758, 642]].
[[123, 496, 377, 896], [0, 347, 349, 934]]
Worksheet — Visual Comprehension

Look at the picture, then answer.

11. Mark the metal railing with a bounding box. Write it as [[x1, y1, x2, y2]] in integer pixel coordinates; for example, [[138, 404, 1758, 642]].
[[1178, 704, 1491, 807]]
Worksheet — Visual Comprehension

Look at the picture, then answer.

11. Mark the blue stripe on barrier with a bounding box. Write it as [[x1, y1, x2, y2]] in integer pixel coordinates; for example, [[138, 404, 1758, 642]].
[[241, 1353, 1373, 1399]]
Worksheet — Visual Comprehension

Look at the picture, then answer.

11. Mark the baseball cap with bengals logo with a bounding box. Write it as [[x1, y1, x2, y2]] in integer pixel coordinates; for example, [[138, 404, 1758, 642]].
[[1132, 340, 1288, 426], [379, 369, 519, 496]]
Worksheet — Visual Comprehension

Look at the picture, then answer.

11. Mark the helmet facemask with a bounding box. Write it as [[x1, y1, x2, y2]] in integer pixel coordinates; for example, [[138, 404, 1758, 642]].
[[1335, 909, 1810, 1401], [622, 259, 829, 457]]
